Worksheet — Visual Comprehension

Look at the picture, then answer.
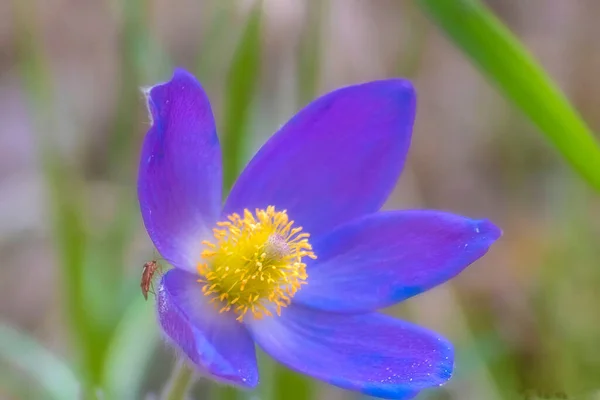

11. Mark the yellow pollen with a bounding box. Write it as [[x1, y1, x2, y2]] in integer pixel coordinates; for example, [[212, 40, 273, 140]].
[[197, 206, 316, 321]]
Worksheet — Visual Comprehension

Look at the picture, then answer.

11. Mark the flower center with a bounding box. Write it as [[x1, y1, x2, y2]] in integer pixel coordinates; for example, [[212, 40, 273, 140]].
[[197, 206, 316, 321]]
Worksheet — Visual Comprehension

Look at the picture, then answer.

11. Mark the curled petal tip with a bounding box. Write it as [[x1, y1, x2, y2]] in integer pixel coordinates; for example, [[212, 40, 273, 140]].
[[137, 68, 222, 272], [172, 66, 195, 77], [474, 219, 503, 242], [144, 67, 208, 125]]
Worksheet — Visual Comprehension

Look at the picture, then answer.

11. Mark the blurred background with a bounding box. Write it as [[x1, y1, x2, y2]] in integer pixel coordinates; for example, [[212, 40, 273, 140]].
[[1, 0, 600, 399]]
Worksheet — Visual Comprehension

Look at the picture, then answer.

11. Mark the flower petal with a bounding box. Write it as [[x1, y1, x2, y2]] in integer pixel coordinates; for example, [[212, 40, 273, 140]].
[[295, 211, 501, 312], [157, 269, 258, 388], [246, 305, 452, 399], [223, 80, 415, 237], [138, 68, 222, 272]]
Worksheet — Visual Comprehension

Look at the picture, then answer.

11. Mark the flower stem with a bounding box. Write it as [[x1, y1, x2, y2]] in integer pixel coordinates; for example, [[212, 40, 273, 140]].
[[162, 361, 194, 400]]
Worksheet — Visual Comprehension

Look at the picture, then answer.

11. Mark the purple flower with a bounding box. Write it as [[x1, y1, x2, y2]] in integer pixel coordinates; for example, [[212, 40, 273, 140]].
[[138, 68, 500, 399]]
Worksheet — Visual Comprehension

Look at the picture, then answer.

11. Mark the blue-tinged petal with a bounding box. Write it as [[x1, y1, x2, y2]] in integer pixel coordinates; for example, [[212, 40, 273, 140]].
[[138, 68, 222, 272], [295, 210, 501, 312], [223, 80, 415, 238], [157, 269, 258, 388], [246, 305, 452, 399]]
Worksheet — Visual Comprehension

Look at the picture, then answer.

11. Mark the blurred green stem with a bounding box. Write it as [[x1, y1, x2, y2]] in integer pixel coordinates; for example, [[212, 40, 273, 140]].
[[221, 4, 262, 192], [212, 385, 238, 400], [163, 362, 194, 400], [273, 367, 313, 400]]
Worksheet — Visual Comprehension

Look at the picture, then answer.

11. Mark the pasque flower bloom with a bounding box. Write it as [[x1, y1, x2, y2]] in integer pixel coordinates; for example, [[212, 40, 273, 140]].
[[138, 68, 500, 399]]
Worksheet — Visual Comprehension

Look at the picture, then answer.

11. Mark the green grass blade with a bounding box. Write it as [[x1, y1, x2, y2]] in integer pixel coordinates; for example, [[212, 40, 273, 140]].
[[296, 0, 324, 106], [101, 295, 160, 399], [0, 323, 81, 399], [417, 0, 600, 190], [221, 4, 262, 192], [195, 0, 235, 77]]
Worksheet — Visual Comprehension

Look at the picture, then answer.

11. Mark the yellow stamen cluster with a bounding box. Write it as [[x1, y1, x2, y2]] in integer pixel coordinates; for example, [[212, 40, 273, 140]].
[[197, 206, 316, 321]]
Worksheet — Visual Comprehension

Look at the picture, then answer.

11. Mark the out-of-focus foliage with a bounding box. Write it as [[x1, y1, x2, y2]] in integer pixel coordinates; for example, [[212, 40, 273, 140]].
[[0, 324, 80, 399], [2, 1, 600, 400]]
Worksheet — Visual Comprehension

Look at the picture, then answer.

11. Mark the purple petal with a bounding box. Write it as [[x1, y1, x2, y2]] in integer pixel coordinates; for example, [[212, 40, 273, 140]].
[[223, 80, 415, 238], [246, 305, 452, 398], [295, 211, 501, 312], [138, 68, 222, 272], [157, 269, 258, 388]]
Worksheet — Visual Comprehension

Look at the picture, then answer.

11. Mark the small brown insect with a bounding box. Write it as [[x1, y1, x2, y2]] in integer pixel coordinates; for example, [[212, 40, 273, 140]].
[[141, 260, 161, 300]]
